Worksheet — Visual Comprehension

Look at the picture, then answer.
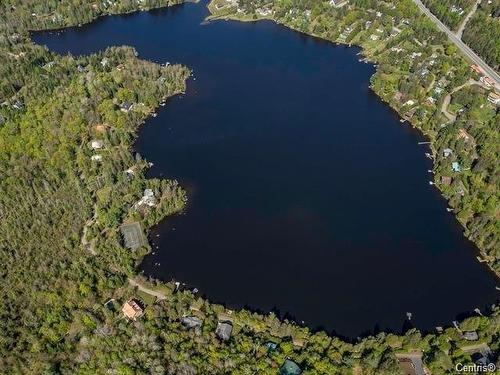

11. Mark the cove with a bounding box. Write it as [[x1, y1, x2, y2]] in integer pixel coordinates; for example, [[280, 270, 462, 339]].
[[33, 1, 498, 338]]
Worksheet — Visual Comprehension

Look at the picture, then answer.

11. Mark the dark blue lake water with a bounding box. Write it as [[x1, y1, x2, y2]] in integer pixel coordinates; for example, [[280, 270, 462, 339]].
[[33, 2, 498, 338]]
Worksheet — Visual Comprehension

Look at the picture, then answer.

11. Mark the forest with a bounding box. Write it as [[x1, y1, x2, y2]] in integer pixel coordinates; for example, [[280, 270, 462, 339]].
[[416, 0, 500, 71], [462, 2, 500, 71], [420, 0, 475, 30], [0, 0, 498, 374]]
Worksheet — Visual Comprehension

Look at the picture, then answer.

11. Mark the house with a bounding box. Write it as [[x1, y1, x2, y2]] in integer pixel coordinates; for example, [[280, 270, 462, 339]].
[[329, 0, 348, 7], [458, 128, 472, 143], [470, 65, 482, 75], [122, 299, 143, 321], [404, 99, 415, 107], [463, 331, 478, 341], [92, 123, 106, 134], [91, 154, 102, 162], [12, 100, 23, 110], [91, 140, 104, 149], [181, 316, 202, 329], [292, 336, 306, 348], [452, 162, 461, 172], [472, 352, 492, 366], [134, 189, 156, 209], [265, 341, 278, 352], [434, 86, 443, 95], [443, 148, 453, 158], [43, 61, 55, 69], [487, 91, 500, 106], [256, 7, 272, 16], [120, 101, 134, 112], [480, 76, 495, 88], [280, 359, 302, 375], [467, 345, 493, 367], [456, 181, 467, 196], [215, 321, 233, 341], [441, 176, 452, 186]]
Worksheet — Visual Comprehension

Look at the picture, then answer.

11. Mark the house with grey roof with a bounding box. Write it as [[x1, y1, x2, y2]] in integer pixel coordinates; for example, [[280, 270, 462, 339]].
[[463, 331, 478, 341], [280, 359, 302, 375], [120, 101, 134, 112], [215, 321, 232, 341], [181, 316, 202, 329], [443, 148, 453, 158]]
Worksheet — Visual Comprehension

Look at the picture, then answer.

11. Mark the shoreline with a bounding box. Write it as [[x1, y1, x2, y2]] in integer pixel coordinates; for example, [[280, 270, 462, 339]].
[[206, 2, 500, 279], [4, 0, 498, 372]]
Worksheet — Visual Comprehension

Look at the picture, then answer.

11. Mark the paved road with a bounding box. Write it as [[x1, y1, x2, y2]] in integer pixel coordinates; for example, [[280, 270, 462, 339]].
[[412, 0, 500, 90]]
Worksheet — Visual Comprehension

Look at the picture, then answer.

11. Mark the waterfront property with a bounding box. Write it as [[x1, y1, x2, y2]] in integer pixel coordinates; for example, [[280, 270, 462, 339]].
[[122, 299, 144, 321], [280, 359, 302, 375], [215, 321, 233, 341], [32, 0, 500, 338], [181, 316, 203, 329]]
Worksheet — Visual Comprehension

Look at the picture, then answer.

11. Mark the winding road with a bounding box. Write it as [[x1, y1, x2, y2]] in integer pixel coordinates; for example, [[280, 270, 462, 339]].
[[412, 0, 500, 90]]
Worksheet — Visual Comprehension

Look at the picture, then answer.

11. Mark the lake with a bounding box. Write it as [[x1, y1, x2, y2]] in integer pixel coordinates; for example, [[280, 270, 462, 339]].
[[33, 1, 499, 338]]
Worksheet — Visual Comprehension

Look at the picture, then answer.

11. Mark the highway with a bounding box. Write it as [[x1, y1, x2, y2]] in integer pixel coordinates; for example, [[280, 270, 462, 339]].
[[412, 0, 500, 90]]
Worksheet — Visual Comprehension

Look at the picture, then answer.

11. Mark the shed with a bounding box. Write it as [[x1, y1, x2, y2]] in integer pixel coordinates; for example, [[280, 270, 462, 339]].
[[215, 321, 233, 341], [181, 316, 202, 329], [122, 299, 143, 321], [280, 359, 302, 375]]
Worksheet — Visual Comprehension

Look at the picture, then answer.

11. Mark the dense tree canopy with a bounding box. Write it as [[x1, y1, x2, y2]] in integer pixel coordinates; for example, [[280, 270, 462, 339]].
[[0, 0, 498, 374], [462, 2, 500, 71]]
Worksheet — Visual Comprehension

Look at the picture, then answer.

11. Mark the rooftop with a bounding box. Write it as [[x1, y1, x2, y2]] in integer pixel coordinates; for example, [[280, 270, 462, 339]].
[[181, 316, 202, 329], [122, 299, 143, 321], [215, 321, 233, 341], [280, 359, 302, 375]]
